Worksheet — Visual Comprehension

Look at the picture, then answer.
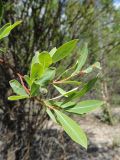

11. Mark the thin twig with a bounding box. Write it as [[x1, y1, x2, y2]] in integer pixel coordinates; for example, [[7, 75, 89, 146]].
[[17, 73, 30, 95], [53, 71, 84, 84], [49, 87, 79, 101]]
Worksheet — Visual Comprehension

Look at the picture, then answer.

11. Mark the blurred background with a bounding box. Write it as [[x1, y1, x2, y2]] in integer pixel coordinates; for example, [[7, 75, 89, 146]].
[[0, 0, 120, 160]]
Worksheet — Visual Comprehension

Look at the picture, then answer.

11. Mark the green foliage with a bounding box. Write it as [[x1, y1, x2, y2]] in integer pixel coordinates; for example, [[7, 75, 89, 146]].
[[0, 21, 22, 40], [30, 63, 44, 80], [65, 100, 104, 114], [54, 109, 87, 148], [8, 95, 29, 100], [65, 77, 98, 102], [8, 39, 103, 149], [9, 80, 28, 96], [0, 21, 22, 54], [53, 85, 68, 97], [35, 68, 56, 87], [46, 108, 57, 123], [49, 47, 57, 57], [39, 51, 52, 69], [52, 39, 78, 63], [73, 43, 88, 74]]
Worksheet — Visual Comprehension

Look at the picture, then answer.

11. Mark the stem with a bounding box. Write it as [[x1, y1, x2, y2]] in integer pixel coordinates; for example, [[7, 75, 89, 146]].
[[36, 98, 56, 110], [17, 73, 30, 95], [49, 94, 63, 101], [53, 71, 84, 84], [42, 99, 58, 110], [49, 87, 79, 101]]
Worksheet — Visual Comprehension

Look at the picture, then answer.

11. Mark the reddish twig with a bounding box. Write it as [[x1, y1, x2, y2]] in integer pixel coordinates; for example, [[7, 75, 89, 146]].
[[53, 71, 85, 84], [17, 73, 30, 95]]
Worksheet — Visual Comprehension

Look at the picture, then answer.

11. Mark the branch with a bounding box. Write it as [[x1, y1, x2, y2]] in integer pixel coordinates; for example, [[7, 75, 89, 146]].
[[17, 73, 30, 95], [53, 71, 84, 84], [49, 87, 79, 101]]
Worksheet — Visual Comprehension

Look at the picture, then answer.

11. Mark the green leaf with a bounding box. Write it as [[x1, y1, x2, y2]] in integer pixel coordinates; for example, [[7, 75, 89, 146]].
[[56, 61, 78, 79], [60, 101, 76, 108], [83, 66, 93, 74], [39, 52, 52, 68], [65, 100, 104, 114], [52, 39, 78, 63], [46, 108, 57, 123], [60, 80, 81, 85], [54, 109, 87, 148], [30, 82, 40, 96], [49, 101, 76, 109], [24, 75, 32, 87], [8, 95, 29, 101], [9, 80, 28, 96], [31, 51, 40, 66], [65, 87, 79, 96], [83, 62, 101, 74], [0, 23, 10, 35], [10, 21, 22, 30], [93, 62, 101, 69], [49, 47, 57, 57], [66, 77, 98, 101], [35, 68, 56, 86], [0, 21, 22, 40], [54, 85, 68, 97], [73, 43, 88, 74], [30, 63, 44, 80]]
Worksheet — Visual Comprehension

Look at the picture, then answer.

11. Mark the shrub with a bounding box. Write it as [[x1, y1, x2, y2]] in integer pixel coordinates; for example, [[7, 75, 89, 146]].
[[0, 21, 103, 149]]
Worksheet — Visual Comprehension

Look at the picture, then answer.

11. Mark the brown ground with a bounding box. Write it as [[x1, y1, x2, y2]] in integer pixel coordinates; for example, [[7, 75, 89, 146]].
[[0, 107, 120, 160], [43, 107, 120, 160]]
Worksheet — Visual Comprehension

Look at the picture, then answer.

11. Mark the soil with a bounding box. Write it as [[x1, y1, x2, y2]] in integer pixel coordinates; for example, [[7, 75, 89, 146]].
[[38, 107, 120, 160], [0, 107, 120, 160]]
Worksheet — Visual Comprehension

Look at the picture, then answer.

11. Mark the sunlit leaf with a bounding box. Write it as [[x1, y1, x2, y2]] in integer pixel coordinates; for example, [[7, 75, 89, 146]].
[[54, 85, 68, 97], [35, 68, 56, 86], [93, 62, 101, 70], [65, 100, 104, 114], [60, 80, 81, 85], [83, 62, 101, 74], [52, 39, 78, 63], [8, 95, 29, 101], [66, 77, 98, 101], [46, 108, 57, 123], [39, 52, 52, 68], [30, 82, 40, 96], [31, 51, 40, 66], [49, 101, 76, 109], [65, 87, 79, 96], [73, 43, 88, 74], [24, 75, 32, 87], [9, 79, 28, 96], [0, 21, 22, 40], [0, 23, 10, 35], [30, 63, 44, 80], [54, 109, 87, 148], [49, 47, 57, 57]]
